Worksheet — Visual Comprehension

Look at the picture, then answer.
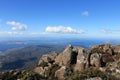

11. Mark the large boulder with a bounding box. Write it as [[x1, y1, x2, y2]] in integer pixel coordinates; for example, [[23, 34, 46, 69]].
[[55, 44, 73, 66], [112, 45, 120, 61], [55, 66, 66, 80], [102, 44, 112, 54], [34, 67, 45, 76], [101, 53, 114, 63], [38, 52, 58, 65], [73, 46, 88, 71], [113, 45, 120, 53], [90, 53, 101, 67], [90, 44, 114, 67], [91, 44, 113, 54]]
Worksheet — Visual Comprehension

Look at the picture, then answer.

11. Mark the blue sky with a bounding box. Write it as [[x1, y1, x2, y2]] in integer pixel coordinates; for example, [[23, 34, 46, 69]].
[[0, 0, 120, 38]]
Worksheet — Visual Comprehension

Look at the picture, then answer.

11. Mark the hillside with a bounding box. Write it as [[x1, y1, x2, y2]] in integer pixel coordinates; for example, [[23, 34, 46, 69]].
[[0, 45, 65, 71]]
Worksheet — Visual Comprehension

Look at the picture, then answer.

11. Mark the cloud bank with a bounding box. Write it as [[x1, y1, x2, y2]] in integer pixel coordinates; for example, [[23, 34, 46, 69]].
[[45, 26, 85, 34], [7, 21, 27, 30]]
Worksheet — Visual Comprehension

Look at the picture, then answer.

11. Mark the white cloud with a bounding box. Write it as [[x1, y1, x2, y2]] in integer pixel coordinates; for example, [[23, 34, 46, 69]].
[[82, 11, 89, 16], [45, 26, 85, 34], [101, 29, 109, 34], [7, 21, 27, 30]]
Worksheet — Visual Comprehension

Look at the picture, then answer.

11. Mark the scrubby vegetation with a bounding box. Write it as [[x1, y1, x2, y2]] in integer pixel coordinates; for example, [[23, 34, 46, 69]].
[[45, 64, 60, 80], [65, 68, 118, 80]]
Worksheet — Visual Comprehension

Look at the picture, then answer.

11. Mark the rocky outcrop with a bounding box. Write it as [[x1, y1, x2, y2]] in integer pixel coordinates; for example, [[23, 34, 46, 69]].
[[38, 52, 58, 65], [34, 44, 120, 80], [55, 45, 88, 71], [1, 44, 120, 80], [113, 45, 120, 54], [73, 46, 87, 71], [89, 44, 114, 67], [55, 44, 73, 66], [35, 52, 58, 76]]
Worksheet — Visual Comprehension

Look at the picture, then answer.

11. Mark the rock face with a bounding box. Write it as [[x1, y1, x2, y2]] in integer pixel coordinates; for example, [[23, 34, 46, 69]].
[[73, 46, 87, 71], [34, 44, 120, 80], [55, 44, 73, 66], [113, 45, 120, 54], [35, 52, 58, 76], [90, 53, 101, 67], [38, 52, 58, 65], [55, 66, 66, 80], [55, 45, 88, 72], [90, 44, 114, 67]]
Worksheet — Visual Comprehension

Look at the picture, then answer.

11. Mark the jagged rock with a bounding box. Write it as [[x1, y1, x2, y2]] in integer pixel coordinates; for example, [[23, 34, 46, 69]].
[[102, 53, 114, 63], [91, 44, 113, 55], [112, 45, 120, 61], [55, 66, 66, 80], [113, 45, 120, 53], [90, 53, 101, 67], [103, 44, 112, 54], [38, 52, 58, 65], [34, 67, 45, 75], [55, 44, 73, 66], [90, 44, 114, 67], [73, 46, 87, 71]]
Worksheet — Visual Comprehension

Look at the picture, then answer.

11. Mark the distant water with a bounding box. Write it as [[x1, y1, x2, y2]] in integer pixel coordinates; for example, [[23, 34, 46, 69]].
[[0, 37, 120, 51]]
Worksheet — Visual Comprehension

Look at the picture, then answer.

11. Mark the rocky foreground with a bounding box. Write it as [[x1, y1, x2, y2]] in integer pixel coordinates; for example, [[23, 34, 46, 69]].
[[0, 44, 120, 80]]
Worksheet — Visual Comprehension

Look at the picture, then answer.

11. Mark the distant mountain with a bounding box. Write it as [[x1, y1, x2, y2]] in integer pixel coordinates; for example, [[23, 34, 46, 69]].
[[0, 45, 65, 71]]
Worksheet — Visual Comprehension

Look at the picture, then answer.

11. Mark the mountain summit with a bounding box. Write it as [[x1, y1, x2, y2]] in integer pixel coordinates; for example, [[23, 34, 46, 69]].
[[0, 44, 120, 80]]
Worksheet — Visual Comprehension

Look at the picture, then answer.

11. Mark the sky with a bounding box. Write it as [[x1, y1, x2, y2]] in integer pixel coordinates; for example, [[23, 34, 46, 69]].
[[0, 0, 120, 38]]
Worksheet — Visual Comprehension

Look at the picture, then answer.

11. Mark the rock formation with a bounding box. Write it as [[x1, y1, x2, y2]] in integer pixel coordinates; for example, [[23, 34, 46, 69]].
[[34, 44, 120, 80], [0, 44, 120, 80]]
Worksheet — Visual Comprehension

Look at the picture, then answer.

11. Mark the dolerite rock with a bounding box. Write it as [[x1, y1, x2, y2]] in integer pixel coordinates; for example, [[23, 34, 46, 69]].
[[55, 66, 66, 80], [38, 52, 58, 65], [101, 53, 114, 63], [113, 45, 120, 54], [90, 53, 101, 67], [91, 44, 113, 54], [37, 52, 58, 76], [112, 45, 120, 61], [55, 44, 73, 66], [106, 60, 120, 79], [90, 44, 114, 67], [102, 44, 113, 55], [34, 67, 45, 75], [73, 46, 87, 71]]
